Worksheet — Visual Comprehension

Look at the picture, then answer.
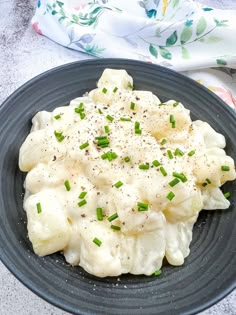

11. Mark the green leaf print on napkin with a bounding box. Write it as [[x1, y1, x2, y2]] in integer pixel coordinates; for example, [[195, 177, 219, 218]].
[[181, 46, 190, 59], [166, 31, 178, 46], [159, 47, 172, 60], [196, 17, 207, 36], [216, 59, 227, 65], [149, 44, 158, 58], [180, 26, 192, 44]]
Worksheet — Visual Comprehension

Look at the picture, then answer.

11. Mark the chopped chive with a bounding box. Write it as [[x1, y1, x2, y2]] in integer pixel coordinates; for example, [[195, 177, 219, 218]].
[[79, 191, 87, 199], [127, 82, 133, 90], [160, 166, 167, 176], [124, 156, 130, 162], [160, 139, 167, 145], [36, 202, 42, 214], [174, 148, 184, 156], [101, 151, 117, 161], [206, 178, 211, 184], [93, 237, 102, 247], [173, 102, 179, 107], [108, 213, 119, 222], [153, 269, 162, 276], [221, 165, 230, 171], [95, 136, 108, 140], [152, 160, 161, 167], [78, 199, 87, 207], [102, 87, 107, 94], [170, 115, 175, 123], [135, 122, 140, 129], [106, 115, 114, 122], [167, 150, 173, 159], [137, 202, 148, 211], [79, 112, 86, 120], [130, 102, 135, 110], [113, 87, 118, 93], [98, 108, 103, 114], [64, 180, 71, 191], [159, 103, 166, 106], [54, 114, 61, 120], [167, 191, 175, 201], [80, 142, 89, 150], [104, 125, 110, 133], [120, 117, 131, 122], [169, 178, 180, 187], [54, 131, 65, 142], [96, 208, 103, 221], [135, 129, 142, 135], [202, 182, 208, 187], [111, 225, 121, 231], [139, 163, 149, 170], [172, 121, 176, 128], [114, 181, 123, 188], [74, 108, 84, 114], [172, 172, 187, 182], [224, 192, 231, 199], [188, 150, 195, 156]]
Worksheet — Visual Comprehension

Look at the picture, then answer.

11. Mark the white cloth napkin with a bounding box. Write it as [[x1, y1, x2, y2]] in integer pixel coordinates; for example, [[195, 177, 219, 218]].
[[32, 0, 236, 108]]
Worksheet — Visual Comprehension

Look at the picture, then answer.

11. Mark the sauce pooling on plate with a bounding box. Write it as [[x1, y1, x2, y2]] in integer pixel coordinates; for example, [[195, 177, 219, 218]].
[[19, 69, 236, 277]]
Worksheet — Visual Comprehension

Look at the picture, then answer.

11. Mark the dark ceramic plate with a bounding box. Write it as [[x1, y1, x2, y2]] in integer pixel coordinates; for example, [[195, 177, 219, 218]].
[[0, 59, 235, 315]]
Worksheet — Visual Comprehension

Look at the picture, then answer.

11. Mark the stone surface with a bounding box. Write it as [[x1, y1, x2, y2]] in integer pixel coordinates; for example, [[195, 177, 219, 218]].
[[0, 1, 235, 314]]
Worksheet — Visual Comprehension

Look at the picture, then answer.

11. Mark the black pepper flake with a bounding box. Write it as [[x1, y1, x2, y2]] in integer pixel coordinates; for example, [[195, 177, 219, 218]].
[[53, 155, 57, 161], [136, 97, 140, 101], [81, 214, 86, 218]]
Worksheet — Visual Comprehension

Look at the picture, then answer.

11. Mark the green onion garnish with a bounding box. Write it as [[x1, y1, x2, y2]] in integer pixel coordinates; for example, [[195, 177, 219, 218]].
[[64, 180, 71, 191], [113, 87, 118, 93], [160, 166, 167, 176], [153, 269, 162, 276], [137, 202, 149, 211], [106, 115, 114, 122], [167, 150, 173, 159], [206, 178, 211, 184], [224, 192, 231, 199], [139, 163, 149, 170], [36, 202, 42, 214], [111, 225, 121, 231], [114, 181, 123, 188], [173, 102, 179, 107], [78, 199, 87, 207], [174, 148, 184, 156], [160, 139, 167, 145], [152, 160, 161, 167], [80, 112, 86, 120], [54, 114, 61, 120], [172, 172, 187, 182], [54, 131, 65, 142], [170, 115, 175, 123], [130, 102, 135, 110], [172, 121, 176, 128], [167, 191, 175, 201], [96, 208, 103, 221], [79, 191, 87, 199], [102, 87, 107, 94], [188, 150, 195, 156], [127, 82, 133, 90], [169, 178, 180, 187], [98, 108, 103, 114], [79, 142, 89, 150], [120, 117, 131, 122], [93, 237, 102, 247], [124, 156, 130, 162], [135, 122, 140, 129], [104, 125, 110, 133], [108, 213, 119, 222], [135, 129, 142, 135], [101, 151, 118, 161], [221, 165, 230, 171]]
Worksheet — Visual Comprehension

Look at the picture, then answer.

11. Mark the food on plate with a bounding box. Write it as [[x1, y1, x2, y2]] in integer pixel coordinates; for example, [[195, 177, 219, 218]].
[[19, 69, 236, 277]]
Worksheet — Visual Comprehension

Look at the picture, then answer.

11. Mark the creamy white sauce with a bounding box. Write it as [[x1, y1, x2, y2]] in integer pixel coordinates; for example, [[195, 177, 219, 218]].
[[19, 69, 236, 277]]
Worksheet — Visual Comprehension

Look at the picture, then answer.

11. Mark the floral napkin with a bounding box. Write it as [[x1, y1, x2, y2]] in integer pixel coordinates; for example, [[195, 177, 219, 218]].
[[32, 0, 236, 109]]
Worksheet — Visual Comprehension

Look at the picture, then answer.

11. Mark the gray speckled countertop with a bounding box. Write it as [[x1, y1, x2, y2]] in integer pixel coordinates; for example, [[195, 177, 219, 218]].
[[0, 1, 235, 314]]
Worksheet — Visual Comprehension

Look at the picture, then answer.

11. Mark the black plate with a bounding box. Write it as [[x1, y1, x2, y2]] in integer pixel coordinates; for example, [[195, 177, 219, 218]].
[[0, 59, 235, 315]]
